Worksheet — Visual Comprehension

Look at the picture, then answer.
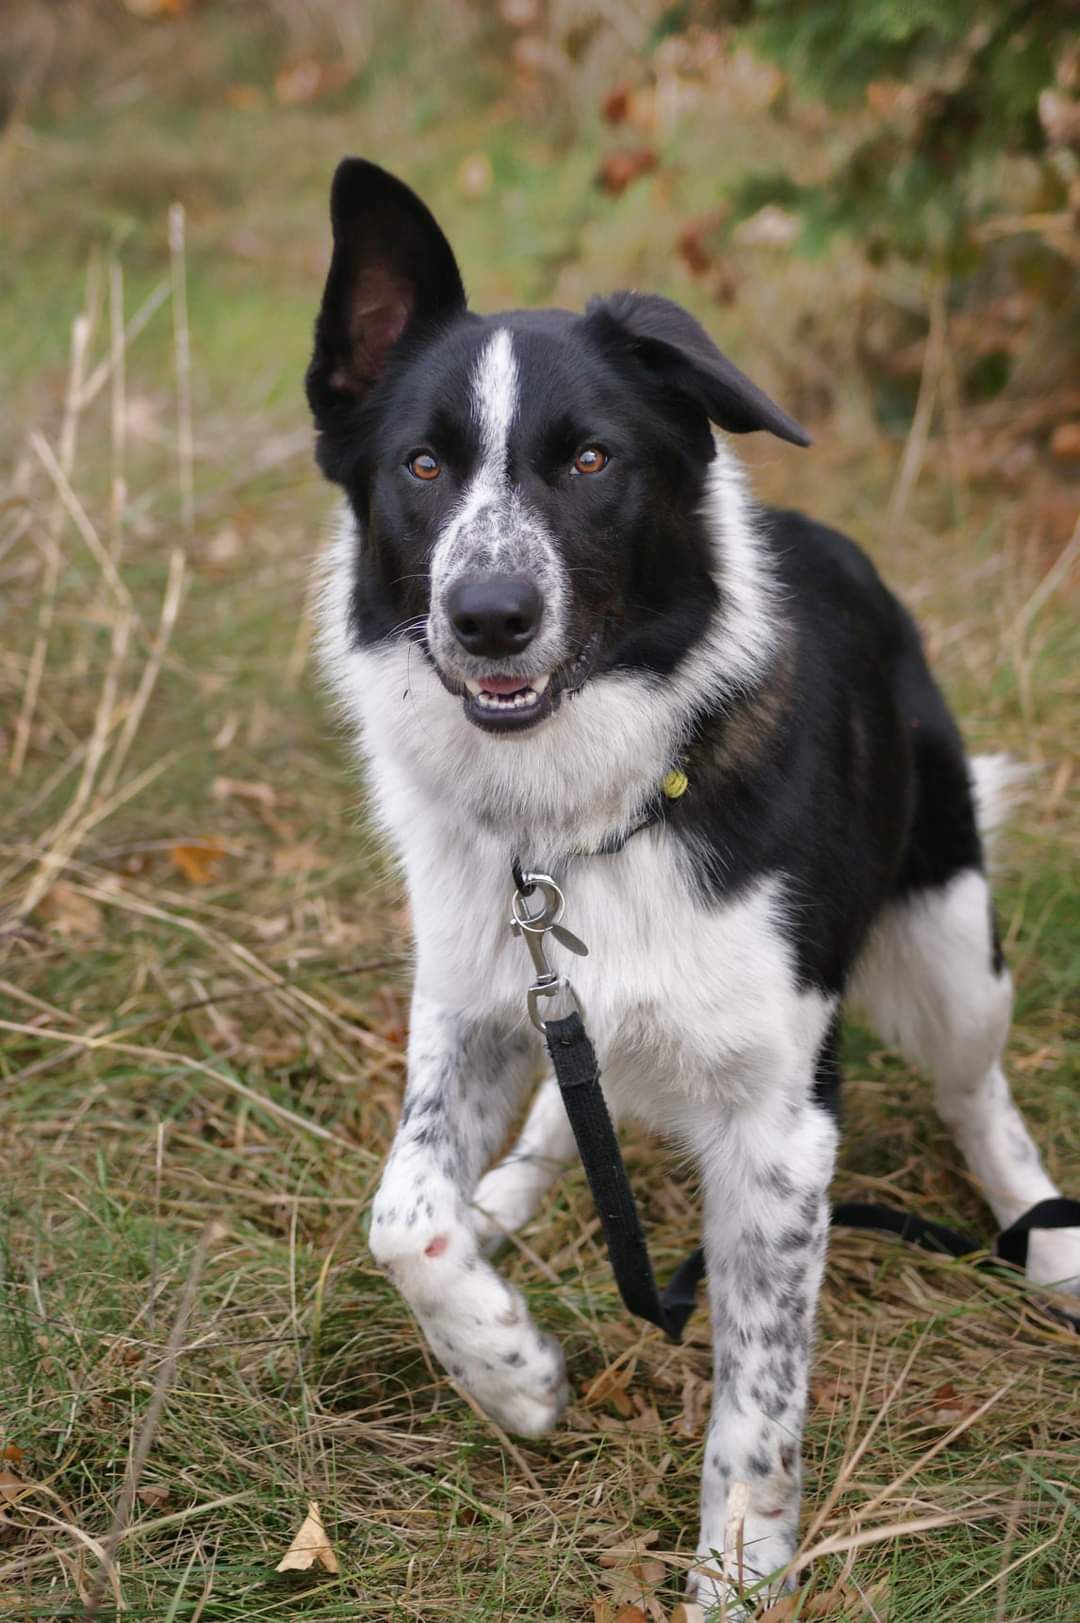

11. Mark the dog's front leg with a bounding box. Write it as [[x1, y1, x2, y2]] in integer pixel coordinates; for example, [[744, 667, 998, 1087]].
[[688, 1091, 837, 1615], [369, 993, 568, 1437]]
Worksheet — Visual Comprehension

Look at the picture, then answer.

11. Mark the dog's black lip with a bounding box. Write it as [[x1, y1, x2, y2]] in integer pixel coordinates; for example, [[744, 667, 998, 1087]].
[[463, 683, 556, 734], [454, 632, 603, 734]]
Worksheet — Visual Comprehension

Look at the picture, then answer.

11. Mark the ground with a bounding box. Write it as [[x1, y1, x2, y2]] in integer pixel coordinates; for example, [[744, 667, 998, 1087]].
[[1, 5, 1077, 1620]]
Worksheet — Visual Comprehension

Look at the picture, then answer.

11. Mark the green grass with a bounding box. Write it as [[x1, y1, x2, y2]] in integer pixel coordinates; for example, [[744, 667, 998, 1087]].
[[2, 4, 1077, 1619]]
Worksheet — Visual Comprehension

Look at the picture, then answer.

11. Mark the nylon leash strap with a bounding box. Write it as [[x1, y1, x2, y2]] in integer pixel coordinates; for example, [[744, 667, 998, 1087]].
[[509, 864, 1080, 1340], [510, 866, 703, 1342]]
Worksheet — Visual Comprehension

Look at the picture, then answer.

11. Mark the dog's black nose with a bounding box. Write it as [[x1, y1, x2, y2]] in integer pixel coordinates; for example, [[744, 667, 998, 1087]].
[[446, 573, 542, 658]]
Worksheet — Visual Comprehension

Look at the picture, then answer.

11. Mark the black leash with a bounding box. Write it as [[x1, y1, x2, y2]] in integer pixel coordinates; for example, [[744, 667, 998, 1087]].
[[509, 863, 1080, 1341]]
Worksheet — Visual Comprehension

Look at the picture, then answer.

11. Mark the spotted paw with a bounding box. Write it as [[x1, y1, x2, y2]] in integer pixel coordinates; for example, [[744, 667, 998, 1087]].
[[424, 1287, 568, 1438], [688, 1522, 795, 1619]]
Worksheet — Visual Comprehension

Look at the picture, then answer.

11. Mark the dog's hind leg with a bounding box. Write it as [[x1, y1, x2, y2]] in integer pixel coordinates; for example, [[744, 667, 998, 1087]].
[[368, 995, 568, 1436], [851, 867, 1080, 1293], [471, 1076, 588, 1250]]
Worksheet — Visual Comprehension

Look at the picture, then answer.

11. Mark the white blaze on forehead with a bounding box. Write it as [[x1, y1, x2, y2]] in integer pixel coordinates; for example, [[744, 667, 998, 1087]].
[[471, 328, 518, 475]]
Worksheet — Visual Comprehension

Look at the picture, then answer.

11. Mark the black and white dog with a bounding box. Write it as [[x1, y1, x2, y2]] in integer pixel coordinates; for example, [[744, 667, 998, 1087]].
[[307, 159, 1079, 1611]]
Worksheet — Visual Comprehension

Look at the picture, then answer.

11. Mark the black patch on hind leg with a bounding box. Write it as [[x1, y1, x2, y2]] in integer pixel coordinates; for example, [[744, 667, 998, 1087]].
[[989, 899, 1006, 977], [813, 1015, 843, 1123]]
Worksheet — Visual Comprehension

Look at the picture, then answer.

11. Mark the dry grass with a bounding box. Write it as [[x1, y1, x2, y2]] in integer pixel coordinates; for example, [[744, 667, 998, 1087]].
[[1, 4, 1078, 1619]]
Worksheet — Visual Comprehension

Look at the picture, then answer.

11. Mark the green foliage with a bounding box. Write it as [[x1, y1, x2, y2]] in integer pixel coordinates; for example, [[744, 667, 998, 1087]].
[[729, 0, 1077, 266]]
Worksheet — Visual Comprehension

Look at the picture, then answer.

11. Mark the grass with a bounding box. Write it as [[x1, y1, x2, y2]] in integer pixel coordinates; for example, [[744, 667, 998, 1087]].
[[1, 3, 1077, 1618]]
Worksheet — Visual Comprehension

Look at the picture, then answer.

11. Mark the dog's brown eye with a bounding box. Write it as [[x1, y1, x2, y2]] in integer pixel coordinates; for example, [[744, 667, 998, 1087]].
[[573, 446, 608, 476], [408, 452, 441, 481]]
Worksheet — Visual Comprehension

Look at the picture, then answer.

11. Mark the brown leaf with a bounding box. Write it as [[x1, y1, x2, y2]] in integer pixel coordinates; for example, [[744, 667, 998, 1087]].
[[670, 1606, 707, 1623], [675, 1369, 710, 1439], [276, 1499, 339, 1573], [272, 842, 321, 878], [923, 1381, 978, 1427], [121, 0, 192, 15], [596, 148, 658, 197], [1, 1448, 23, 1466], [598, 1531, 659, 1567], [583, 1362, 636, 1417], [1050, 421, 1080, 461], [168, 839, 228, 886], [676, 223, 714, 279], [213, 776, 276, 809], [225, 84, 266, 112], [0, 1470, 23, 1503], [136, 1484, 170, 1508], [810, 1376, 853, 1412], [274, 58, 351, 107], [614, 1610, 647, 1623], [602, 86, 632, 125], [36, 881, 103, 939]]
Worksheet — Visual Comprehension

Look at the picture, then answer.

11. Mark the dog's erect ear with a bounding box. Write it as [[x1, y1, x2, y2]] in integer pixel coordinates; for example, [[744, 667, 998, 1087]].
[[586, 291, 810, 447], [306, 158, 466, 422]]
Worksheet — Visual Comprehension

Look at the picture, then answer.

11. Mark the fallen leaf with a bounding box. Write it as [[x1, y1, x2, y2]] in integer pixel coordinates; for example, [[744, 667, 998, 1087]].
[[732, 204, 799, 249], [272, 842, 321, 877], [583, 1361, 636, 1417], [602, 86, 632, 125], [136, 1484, 170, 1508], [615, 1610, 647, 1623], [1014, 1044, 1058, 1073], [213, 776, 276, 809], [599, 1531, 660, 1567], [121, 0, 191, 15], [225, 84, 266, 112], [274, 58, 351, 107], [1050, 421, 1080, 461], [596, 148, 658, 196], [675, 1368, 710, 1439], [1, 1448, 23, 1466], [923, 1381, 978, 1426], [499, 0, 541, 25], [276, 1499, 339, 1573], [457, 152, 494, 199], [168, 839, 228, 886], [670, 1606, 706, 1623], [0, 1470, 23, 1503], [251, 912, 290, 942], [37, 881, 103, 939], [810, 1376, 853, 1412]]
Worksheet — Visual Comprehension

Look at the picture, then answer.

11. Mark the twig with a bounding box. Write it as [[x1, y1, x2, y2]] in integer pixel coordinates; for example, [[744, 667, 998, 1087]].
[[98, 545, 186, 798], [109, 255, 127, 563], [27, 428, 135, 613], [10, 300, 93, 776], [82, 1218, 226, 1619], [169, 203, 195, 540], [887, 272, 947, 531]]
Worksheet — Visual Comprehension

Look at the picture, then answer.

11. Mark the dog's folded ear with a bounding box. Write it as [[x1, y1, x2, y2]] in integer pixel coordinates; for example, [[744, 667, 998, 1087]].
[[586, 291, 810, 447], [307, 158, 466, 425]]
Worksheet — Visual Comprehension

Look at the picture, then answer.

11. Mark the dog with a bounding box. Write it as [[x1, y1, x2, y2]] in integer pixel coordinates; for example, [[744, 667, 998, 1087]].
[[305, 158, 1080, 1612]]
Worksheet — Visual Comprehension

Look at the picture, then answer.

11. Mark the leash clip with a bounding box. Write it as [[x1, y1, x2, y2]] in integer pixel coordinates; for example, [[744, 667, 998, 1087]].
[[510, 870, 588, 1032]]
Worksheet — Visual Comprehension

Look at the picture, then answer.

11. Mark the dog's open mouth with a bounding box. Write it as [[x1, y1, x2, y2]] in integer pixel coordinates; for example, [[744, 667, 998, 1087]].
[[462, 672, 553, 733]]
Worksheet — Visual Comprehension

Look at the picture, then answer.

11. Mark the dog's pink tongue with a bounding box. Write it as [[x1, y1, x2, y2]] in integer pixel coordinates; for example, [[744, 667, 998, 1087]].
[[479, 676, 528, 695]]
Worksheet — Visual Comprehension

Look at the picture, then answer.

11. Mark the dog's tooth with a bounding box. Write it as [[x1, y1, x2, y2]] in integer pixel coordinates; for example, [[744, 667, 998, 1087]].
[[464, 679, 482, 696], [531, 673, 550, 695]]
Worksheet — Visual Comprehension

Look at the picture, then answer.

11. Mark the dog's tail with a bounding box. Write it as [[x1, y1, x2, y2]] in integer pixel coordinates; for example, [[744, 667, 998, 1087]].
[[969, 752, 1033, 859]]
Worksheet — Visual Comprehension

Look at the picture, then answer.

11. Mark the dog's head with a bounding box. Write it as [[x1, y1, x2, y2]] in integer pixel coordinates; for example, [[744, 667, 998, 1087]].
[[307, 158, 808, 737]]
